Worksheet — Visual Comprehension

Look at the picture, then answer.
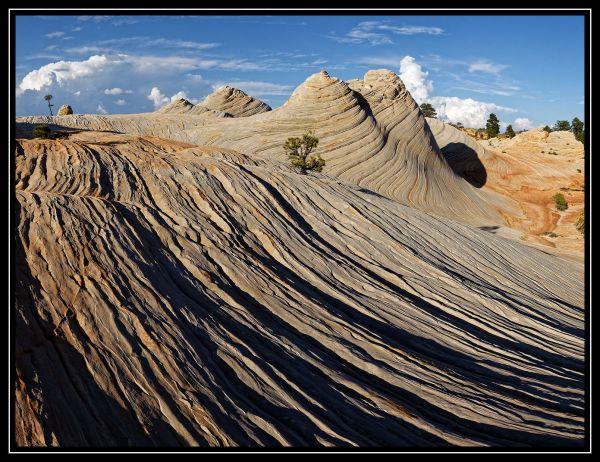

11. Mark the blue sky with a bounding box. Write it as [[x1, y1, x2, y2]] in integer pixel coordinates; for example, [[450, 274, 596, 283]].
[[15, 14, 585, 129]]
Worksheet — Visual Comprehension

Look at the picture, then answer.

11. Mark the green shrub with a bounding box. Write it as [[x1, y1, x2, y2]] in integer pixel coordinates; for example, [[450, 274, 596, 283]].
[[575, 211, 584, 235], [283, 131, 325, 174], [32, 124, 52, 139], [505, 124, 515, 138], [420, 103, 437, 118], [552, 193, 568, 211]]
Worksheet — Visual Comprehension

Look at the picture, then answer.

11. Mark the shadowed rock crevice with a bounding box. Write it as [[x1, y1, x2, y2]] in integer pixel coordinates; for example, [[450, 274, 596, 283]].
[[440, 142, 488, 188]]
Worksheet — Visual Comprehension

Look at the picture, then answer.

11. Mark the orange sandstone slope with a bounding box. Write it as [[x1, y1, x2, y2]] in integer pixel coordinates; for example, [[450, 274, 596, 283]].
[[428, 119, 584, 257]]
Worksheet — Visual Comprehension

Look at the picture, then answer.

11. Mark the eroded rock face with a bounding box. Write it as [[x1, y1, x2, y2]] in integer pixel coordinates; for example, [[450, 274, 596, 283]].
[[156, 98, 231, 117], [57, 105, 73, 115], [200, 86, 271, 117], [15, 71, 504, 228], [13, 69, 583, 256], [15, 131, 584, 447]]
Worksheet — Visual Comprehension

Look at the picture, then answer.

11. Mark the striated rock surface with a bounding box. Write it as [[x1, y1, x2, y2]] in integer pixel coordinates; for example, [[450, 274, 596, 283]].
[[57, 105, 73, 116], [155, 98, 231, 116], [15, 131, 584, 447], [200, 86, 271, 117], [16, 70, 505, 228]]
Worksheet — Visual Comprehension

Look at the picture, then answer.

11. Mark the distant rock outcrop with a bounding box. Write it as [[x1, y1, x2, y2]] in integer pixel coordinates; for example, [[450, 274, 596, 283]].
[[199, 85, 272, 117], [427, 119, 584, 256], [156, 98, 231, 117], [57, 104, 73, 115]]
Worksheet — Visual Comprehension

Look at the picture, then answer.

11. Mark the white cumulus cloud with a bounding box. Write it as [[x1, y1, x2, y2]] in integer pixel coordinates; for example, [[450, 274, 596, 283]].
[[96, 104, 108, 114], [114, 99, 127, 106], [429, 96, 517, 128], [170, 90, 188, 101], [513, 117, 534, 130], [399, 56, 433, 104], [147, 87, 170, 108], [398, 55, 517, 128], [18, 55, 113, 93], [147, 87, 198, 108], [16, 54, 201, 96]]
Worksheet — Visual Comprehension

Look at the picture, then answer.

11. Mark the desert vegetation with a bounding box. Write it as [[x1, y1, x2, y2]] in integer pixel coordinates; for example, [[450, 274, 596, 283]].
[[485, 113, 500, 138], [32, 124, 52, 139], [553, 192, 569, 211], [283, 130, 325, 174], [575, 210, 584, 235], [419, 102, 437, 118]]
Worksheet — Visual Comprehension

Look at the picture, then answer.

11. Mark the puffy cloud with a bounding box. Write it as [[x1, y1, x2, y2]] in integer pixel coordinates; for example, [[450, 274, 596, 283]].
[[429, 96, 517, 128], [169, 90, 199, 104], [96, 104, 108, 114], [104, 87, 131, 95], [18, 55, 114, 93], [468, 60, 509, 74], [170, 90, 188, 101], [15, 53, 227, 115], [17, 54, 202, 96], [513, 117, 534, 130], [114, 99, 127, 106], [397, 55, 517, 128], [147, 87, 169, 108], [147, 88, 198, 108], [399, 56, 433, 104]]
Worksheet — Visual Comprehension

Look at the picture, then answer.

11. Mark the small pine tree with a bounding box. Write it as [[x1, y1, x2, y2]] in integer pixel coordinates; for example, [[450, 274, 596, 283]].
[[419, 103, 437, 118], [542, 125, 552, 133], [571, 117, 584, 143], [505, 124, 516, 138], [553, 120, 571, 131], [283, 131, 324, 174], [552, 193, 568, 211], [486, 113, 500, 138], [32, 124, 52, 139]]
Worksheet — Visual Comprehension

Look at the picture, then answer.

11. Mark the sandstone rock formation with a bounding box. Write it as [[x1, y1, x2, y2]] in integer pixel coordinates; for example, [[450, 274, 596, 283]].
[[57, 105, 73, 116], [427, 119, 584, 257], [155, 98, 230, 116], [15, 131, 585, 447], [16, 70, 505, 228], [199, 85, 271, 117]]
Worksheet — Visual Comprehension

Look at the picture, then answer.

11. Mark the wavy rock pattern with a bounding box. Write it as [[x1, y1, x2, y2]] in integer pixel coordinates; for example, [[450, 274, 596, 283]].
[[17, 70, 504, 227], [15, 132, 584, 447], [156, 98, 231, 116], [199, 86, 272, 117]]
